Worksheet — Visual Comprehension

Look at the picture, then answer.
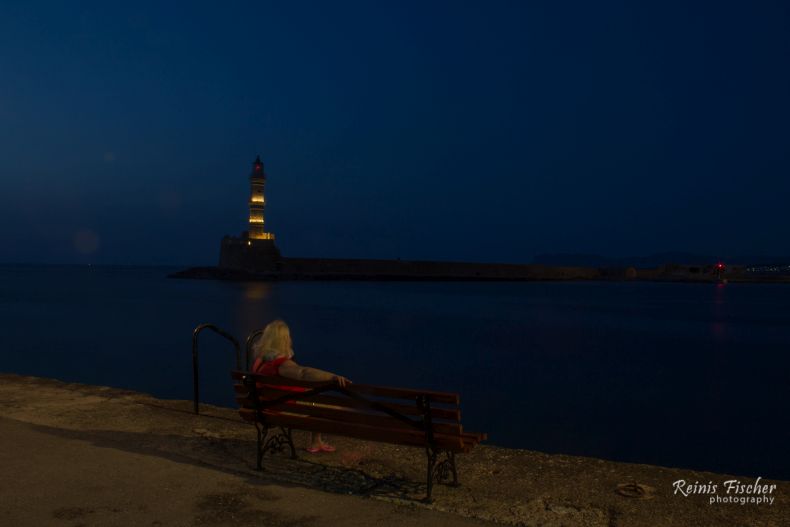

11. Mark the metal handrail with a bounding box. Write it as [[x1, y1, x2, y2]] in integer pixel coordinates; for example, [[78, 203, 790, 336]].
[[192, 323, 241, 414], [244, 328, 265, 370]]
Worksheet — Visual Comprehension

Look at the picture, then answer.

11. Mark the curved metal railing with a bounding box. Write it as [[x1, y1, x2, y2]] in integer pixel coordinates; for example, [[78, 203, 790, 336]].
[[244, 328, 265, 369], [192, 323, 241, 414]]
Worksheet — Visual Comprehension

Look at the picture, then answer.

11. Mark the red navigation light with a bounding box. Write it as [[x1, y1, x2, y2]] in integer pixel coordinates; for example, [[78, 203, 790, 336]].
[[716, 262, 725, 270]]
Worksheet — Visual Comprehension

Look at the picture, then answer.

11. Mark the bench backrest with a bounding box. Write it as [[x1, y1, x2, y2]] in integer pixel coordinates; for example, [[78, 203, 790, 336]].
[[231, 371, 476, 453]]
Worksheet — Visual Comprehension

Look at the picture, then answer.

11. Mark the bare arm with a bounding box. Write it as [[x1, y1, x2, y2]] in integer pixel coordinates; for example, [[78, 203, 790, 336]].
[[278, 359, 351, 387]]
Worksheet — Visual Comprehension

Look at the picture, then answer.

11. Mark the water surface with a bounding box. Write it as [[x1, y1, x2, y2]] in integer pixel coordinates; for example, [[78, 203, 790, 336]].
[[1, 265, 788, 479]]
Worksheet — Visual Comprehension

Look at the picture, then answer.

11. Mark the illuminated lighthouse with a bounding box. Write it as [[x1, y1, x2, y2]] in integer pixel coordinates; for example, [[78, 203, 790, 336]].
[[248, 155, 274, 241], [218, 155, 281, 271]]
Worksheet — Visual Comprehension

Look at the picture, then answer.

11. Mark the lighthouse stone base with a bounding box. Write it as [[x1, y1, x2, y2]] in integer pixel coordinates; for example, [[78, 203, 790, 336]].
[[218, 235, 282, 273]]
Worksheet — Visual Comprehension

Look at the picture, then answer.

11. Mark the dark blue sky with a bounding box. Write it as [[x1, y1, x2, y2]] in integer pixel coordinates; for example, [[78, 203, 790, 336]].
[[1, 1, 788, 265]]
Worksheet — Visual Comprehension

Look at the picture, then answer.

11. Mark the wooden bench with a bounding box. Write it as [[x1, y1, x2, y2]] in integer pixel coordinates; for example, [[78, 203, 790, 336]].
[[231, 371, 486, 501]]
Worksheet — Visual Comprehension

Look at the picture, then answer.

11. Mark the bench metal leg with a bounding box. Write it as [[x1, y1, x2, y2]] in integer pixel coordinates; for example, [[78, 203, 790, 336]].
[[425, 447, 438, 502], [283, 427, 297, 459], [255, 425, 298, 470], [447, 451, 459, 487], [424, 447, 460, 502], [255, 423, 267, 471], [285, 428, 299, 459]]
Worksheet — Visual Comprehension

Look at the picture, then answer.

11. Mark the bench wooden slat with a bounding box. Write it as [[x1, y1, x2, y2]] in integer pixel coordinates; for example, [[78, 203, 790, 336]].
[[231, 371, 459, 406], [463, 432, 484, 445], [235, 396, 463, 436], [340, 383, 459, 406], [233, 384, 461, 422], [231, 371, 325, 389], [466, 432, 486, 442], [238, 407, 474, 453], [239, 409, 466, 452]]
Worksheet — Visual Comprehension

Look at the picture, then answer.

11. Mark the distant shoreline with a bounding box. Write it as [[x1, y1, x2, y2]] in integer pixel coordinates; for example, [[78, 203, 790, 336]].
[[170, 263, 790, 284]]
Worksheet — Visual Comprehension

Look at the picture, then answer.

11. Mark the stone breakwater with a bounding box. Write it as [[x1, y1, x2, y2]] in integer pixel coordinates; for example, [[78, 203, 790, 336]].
[[175, 258, 602, 281], [0, 374, 787, 527], [174, 254, 790, 282]]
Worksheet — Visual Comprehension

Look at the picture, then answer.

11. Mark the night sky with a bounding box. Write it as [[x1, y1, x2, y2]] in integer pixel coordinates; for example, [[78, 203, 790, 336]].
[[1, 1, 788, 266]]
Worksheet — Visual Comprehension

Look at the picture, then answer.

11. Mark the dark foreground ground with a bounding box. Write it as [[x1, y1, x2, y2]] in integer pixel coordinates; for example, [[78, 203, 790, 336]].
[[0, 374, 786, 527]]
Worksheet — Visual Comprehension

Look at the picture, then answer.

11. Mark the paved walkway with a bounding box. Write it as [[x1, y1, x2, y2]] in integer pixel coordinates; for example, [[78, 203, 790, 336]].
[[0, 416, 493, 527], [0, 374, 786, 527]]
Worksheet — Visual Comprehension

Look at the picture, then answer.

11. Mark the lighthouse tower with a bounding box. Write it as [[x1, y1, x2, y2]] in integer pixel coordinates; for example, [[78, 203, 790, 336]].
[[218, 155, 281, 272], [248, 155, 274, 241]]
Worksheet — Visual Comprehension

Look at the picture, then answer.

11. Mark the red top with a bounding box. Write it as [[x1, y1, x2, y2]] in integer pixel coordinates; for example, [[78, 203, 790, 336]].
[[252, 356, 307, 392]]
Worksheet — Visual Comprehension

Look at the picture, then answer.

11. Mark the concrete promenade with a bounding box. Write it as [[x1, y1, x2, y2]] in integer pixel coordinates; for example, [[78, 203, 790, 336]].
[[0, 374, 786, 526]]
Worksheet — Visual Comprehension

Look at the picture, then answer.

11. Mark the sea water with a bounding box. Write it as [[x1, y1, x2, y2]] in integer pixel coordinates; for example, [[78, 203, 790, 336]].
[[1, 264, 788, 479]]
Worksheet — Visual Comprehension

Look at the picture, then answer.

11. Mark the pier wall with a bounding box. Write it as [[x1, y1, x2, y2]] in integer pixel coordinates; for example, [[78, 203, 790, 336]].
[[210, 238, 751, 282], [278, 257, 601, 280]]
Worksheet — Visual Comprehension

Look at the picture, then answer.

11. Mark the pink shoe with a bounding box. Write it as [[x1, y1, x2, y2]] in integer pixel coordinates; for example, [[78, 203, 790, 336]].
[[305, 446, 322, 454], [320, 444, 336, 452]]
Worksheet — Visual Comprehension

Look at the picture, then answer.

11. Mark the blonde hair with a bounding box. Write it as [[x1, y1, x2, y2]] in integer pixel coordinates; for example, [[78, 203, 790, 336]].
[[253, 319, 294, 362]]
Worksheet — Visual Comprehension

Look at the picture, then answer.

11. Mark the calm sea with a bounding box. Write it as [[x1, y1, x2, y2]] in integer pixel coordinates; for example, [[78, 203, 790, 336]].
[[1, 265, 788, 479]]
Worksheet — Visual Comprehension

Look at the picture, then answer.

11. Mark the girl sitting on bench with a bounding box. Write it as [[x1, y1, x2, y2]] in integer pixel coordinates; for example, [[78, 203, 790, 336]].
[[251, 319, 351, 453]]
